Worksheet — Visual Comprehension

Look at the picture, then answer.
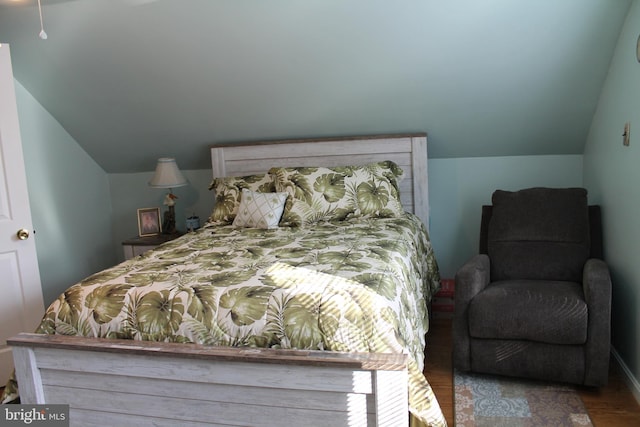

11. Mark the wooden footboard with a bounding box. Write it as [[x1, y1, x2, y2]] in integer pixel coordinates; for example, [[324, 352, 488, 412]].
[[9, 333, 409, 427]]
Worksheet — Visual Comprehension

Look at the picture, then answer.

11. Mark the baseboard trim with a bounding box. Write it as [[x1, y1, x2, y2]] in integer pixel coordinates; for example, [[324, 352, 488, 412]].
[[612, 346, 640, 405]]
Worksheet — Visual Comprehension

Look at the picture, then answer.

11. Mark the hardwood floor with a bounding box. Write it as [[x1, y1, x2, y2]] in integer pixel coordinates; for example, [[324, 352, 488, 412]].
[[424, 318, 640, 426], [423, 318, 455, 425]]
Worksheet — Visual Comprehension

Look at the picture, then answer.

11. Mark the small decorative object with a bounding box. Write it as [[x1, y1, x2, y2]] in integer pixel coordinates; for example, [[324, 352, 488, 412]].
[[148, 157, 188, 234], [137, 207, 161, 237], [186, 214, 200, 232]]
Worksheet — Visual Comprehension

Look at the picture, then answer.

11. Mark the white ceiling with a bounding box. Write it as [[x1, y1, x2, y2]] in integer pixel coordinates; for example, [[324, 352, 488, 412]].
[[0, 0, 632, 172]]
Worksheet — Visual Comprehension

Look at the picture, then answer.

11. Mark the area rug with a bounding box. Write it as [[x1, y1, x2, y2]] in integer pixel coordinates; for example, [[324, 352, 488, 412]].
[[454, 370, 593, 427]]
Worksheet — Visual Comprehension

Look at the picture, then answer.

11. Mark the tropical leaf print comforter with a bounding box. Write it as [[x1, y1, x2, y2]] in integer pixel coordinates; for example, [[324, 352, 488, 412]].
[[2, 213, 445, 426]]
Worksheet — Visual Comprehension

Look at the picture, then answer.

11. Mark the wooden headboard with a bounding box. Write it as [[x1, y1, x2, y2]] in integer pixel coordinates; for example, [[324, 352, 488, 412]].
[[210, 133, 430, 228]]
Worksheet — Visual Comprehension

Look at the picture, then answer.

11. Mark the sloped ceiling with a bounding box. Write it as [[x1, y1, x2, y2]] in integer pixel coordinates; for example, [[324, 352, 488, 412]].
[[0, 0, 632, 172]]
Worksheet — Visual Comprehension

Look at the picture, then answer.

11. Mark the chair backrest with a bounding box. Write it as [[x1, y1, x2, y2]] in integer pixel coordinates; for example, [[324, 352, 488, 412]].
[[480, 205, 603, 259], [478, 188, 600, 282]]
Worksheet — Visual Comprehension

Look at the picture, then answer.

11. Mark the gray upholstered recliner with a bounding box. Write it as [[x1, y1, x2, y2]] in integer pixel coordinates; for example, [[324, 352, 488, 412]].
[[453, 187, 612, 386]]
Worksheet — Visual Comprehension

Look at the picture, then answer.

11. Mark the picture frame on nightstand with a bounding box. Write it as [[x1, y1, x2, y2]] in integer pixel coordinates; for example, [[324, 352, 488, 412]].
[[137, 207, 162, 237]]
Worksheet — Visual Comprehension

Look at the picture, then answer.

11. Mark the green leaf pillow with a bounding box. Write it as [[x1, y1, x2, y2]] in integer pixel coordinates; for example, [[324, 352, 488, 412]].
[[269, 161, 405, 226], [207, 173, 275, 225]]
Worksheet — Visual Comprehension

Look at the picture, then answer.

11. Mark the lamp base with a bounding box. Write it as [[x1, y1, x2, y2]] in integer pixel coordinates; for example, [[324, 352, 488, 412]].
[[162, 205, 177, 234]]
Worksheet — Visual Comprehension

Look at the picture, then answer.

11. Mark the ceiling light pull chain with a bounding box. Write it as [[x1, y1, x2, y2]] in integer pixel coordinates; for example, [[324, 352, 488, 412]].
[[37, 0, 48, 40]]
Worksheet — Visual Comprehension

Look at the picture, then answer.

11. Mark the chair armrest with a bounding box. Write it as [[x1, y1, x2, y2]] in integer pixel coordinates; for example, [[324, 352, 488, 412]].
[[582, 258, 612, 386], [583, 258, 611, 307], [455, 254, 491, 303], [453, 254, 490, 371]]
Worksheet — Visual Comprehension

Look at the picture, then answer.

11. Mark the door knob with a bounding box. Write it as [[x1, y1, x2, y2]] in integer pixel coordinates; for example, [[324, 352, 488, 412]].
[[16, 228, 30, 240]]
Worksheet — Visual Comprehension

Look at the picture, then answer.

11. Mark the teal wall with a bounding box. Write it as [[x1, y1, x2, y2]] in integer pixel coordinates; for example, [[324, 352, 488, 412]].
[[15, 81, 115, 306], [584, 0, 640, 391]]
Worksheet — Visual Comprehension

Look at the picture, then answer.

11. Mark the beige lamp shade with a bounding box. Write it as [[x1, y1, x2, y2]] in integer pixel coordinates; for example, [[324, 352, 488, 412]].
[[149, 158, 188, 188]]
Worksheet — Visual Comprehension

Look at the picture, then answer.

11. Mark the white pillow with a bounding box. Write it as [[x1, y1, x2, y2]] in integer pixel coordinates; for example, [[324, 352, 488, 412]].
[[232, 189, 288, 229]]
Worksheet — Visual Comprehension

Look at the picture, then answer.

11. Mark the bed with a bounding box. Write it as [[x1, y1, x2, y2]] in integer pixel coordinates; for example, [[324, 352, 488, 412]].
[[4, 133, 446, 426]]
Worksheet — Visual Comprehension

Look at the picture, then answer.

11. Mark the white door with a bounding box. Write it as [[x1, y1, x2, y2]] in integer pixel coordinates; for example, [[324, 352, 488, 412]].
[[0, 45, 45, 384]]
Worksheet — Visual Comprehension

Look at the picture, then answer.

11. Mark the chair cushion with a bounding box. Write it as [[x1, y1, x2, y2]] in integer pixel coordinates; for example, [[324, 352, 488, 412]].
[[488, 187, 590, 282], [468, 280, 588, 345]]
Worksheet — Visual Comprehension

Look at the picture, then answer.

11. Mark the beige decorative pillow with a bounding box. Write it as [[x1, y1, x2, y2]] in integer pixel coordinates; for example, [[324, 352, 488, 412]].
[[208, 173, 275, 225], [232, 190, 288, 229], [270, 161, 405, 226]]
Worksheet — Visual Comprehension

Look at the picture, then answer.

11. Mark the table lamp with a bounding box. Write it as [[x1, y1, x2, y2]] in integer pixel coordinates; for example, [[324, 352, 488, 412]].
[[148, 157, 188, 234]]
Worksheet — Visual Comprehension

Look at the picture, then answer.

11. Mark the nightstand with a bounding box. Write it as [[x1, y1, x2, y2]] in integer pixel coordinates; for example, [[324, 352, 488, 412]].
[[122, 233, 183, 260]]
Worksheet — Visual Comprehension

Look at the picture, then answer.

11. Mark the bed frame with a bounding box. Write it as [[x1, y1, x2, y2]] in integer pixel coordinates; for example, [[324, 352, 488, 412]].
[[210, 133, 430, 228], [9, 334, 408, 426], [9, 133, 431, 427]]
